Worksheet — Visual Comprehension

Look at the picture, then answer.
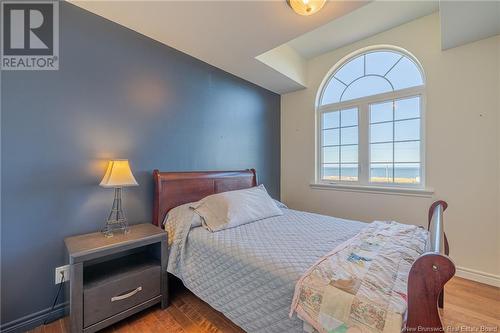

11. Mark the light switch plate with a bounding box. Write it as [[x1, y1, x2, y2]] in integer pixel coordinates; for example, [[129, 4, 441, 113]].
[[55, 265, 70, 284]]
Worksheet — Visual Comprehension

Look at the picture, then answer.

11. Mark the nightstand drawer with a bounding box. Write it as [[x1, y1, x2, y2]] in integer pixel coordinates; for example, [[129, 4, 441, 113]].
[[83, 265, 160, 327]]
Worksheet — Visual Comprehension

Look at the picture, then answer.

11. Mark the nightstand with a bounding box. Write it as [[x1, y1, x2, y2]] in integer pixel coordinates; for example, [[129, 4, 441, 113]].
[[64, 223, 167, 333]]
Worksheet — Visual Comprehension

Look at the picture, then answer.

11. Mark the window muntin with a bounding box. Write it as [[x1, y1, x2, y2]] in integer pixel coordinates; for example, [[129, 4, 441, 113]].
[[369, 96, 421, 184], [320, 50, 424, 106], [317, 48, 425, 188], [320, 108, 359, 182]]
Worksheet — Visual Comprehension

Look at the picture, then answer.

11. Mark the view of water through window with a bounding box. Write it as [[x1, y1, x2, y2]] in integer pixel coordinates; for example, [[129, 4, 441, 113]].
[[369, 96, 421, 184], [319, 49, 424, 186]]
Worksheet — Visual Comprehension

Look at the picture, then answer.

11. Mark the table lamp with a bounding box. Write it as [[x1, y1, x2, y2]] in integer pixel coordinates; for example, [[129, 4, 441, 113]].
[[99, 159, 138, 237]]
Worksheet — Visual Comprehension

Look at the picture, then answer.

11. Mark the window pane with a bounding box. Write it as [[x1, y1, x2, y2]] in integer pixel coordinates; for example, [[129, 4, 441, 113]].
[[386, 57, 423, 90], [394, 163, 420, 184], [395, 119, 420, 141], [371, 142, 393, 162], [341, 76, 392, 102], [366, 51, 402, 76], [370, 101, 393, 123], [319, 50, 425, 186], [341, 145, 358, 163], [341, 108, 358, 127], [395, 96, 420, 120], [321, 78, 344, 105], [323, 146, 339, 163], [370, 122, 393, 143], [370, 163, 393, 183], [341, 164, 358, 181], [394, 141, 420, 162], [322, 128, 339, 146], [340, 126, 358, 145], [322, 164, 339, 180], [323, 111, 340, 129], [335, 54, 364, 84]]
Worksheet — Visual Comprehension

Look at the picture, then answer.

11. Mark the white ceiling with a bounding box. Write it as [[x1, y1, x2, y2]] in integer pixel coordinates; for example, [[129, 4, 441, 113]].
[[70, 0, 369, 94], [440, 1, 500, 50], [70, 1, 499, 95], [287, 1, 439, 59]]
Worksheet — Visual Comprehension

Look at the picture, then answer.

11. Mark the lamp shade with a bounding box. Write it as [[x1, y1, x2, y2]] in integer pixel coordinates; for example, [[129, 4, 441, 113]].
[[99, 160, 138, 188], [287, 0, 326, 16]]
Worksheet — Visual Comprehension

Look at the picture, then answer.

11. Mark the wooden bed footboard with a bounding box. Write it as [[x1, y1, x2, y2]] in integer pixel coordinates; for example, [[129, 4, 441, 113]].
[[406, 200, 455, 332]]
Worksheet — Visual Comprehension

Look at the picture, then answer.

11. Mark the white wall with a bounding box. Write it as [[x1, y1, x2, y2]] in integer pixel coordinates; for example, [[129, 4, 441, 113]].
[[281, 13, 500, 285], [256, 45, 307, 88], [497, 34, 500, 283]]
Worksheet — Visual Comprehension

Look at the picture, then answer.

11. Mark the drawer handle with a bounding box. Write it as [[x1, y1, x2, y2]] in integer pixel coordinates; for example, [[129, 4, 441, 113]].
[[111, 286, 142, 302]]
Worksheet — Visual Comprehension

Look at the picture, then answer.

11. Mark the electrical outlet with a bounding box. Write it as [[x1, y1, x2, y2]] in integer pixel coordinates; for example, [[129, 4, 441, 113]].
[[55, 265, 70, 284]]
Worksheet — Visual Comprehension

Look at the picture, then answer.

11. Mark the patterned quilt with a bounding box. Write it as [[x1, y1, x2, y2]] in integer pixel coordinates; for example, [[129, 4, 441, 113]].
[[166, 204, 365, 333], [290, 221, 429, 333]]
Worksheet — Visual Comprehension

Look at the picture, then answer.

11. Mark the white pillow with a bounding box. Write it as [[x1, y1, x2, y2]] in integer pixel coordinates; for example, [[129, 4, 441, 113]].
[[162, 203, 203, 247], [190, 185, 283, 232], [273, 199, 288, 209], [162, 202, 202, 228]]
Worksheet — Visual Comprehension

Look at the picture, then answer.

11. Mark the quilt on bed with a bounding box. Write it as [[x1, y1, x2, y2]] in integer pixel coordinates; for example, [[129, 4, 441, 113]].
[[166, 206, 365, 333], [290, 221, 429, 333]]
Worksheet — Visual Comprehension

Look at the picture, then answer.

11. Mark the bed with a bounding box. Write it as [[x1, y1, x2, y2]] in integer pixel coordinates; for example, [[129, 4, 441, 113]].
[[152, 169, 455, 333]]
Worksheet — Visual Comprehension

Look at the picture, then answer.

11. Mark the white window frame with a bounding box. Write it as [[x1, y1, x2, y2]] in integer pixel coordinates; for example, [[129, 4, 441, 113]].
[[314, 46, 430, 195]]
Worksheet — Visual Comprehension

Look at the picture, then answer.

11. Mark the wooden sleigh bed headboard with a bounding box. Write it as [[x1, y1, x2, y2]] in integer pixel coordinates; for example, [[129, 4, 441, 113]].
[[152, 168, 455, 331], [152, 169, 257, 226]]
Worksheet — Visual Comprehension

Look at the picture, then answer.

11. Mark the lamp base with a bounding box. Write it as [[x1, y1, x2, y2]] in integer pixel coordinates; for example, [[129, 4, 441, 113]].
[[102, 187, 130, 238], [102, 219, 130, 238]]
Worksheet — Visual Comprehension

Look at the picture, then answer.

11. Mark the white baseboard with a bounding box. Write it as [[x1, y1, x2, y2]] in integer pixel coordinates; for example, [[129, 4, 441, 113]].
[[456, 266, 500, 287]]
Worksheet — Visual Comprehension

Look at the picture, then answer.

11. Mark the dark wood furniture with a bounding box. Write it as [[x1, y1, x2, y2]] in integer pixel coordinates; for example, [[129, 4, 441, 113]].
[[153, 169, 257, 226], [64, 223, 168, 333], [152, 169, 455, 332], [406, 201, 455, 330]]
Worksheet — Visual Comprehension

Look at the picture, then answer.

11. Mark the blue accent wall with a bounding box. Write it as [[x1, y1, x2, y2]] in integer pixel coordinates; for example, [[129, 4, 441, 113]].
[[0, 2, 280, 327]]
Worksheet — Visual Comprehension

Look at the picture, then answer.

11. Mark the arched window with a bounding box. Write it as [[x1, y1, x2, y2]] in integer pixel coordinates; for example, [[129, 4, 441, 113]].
[[316, 47, 425, 188]]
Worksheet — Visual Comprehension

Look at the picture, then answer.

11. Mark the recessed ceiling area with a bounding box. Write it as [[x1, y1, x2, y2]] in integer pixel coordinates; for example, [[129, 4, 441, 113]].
[[70, 1, 499, 94], [286, 1, 439, 59], [257, 0, 499, 93], [439, 1, 500, 50]]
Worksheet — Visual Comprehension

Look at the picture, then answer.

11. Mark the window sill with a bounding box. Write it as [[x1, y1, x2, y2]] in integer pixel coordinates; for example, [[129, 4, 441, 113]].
[[310, 182, 434, 197]]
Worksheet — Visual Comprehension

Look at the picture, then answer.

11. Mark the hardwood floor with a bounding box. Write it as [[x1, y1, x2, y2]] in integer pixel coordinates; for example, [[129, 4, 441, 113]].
[[30, 277, 499, 333]]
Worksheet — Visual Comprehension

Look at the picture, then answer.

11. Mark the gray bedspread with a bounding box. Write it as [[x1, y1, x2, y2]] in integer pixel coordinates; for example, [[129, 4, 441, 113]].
[[166, 206, 365, 333]]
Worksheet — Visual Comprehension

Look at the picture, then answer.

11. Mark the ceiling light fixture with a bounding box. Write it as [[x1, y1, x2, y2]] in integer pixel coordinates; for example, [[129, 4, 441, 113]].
[[287, 0, 326, 16]]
